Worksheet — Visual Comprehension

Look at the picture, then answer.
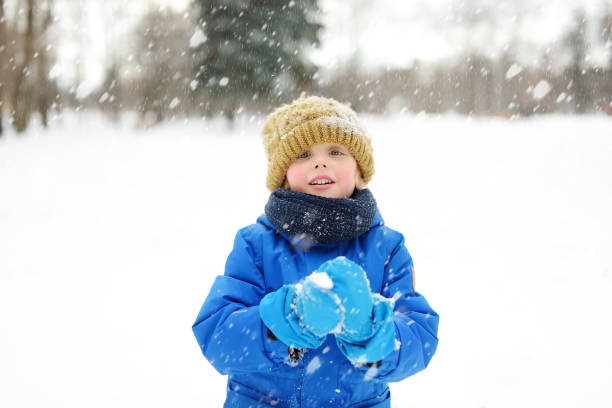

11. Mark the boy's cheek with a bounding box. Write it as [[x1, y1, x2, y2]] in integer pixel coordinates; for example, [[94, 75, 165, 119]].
[[286, 165, 306, 190], [338, 167, 357, 185]]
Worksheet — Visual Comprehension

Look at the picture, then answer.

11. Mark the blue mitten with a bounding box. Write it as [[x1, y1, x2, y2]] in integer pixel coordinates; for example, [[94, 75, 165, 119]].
[[335, 295, 396, 364], [296, 272, 344, 336], [318, 256, 397, 363], [259, 284, 324, 349], [259, 272, 343, 350], [317, 257, 374, 341]]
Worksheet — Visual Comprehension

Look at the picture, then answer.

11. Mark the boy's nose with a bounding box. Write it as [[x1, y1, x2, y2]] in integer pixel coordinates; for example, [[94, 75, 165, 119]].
[[312, 152, 329, 169]]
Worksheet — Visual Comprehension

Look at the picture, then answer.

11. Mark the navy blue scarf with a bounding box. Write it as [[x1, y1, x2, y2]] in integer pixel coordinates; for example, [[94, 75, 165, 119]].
[[264, 188, 378, 246]]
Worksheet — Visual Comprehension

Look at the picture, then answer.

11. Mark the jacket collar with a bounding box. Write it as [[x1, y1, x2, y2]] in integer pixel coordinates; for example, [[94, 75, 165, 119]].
[[257, 210, 384, 247]]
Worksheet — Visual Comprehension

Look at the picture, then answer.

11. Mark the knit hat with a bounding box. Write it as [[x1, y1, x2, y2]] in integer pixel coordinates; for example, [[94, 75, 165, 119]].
[[261, 96, 374, 192]]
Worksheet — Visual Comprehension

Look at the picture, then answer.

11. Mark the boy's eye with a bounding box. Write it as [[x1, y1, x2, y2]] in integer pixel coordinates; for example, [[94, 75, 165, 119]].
[[298, 151, 310, 159], [330, 150, 343, 156]]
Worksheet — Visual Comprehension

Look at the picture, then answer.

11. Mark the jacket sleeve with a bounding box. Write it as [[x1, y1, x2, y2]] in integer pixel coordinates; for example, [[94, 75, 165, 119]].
[[359, 232, 439, 382], [192, 227, 288, 375]]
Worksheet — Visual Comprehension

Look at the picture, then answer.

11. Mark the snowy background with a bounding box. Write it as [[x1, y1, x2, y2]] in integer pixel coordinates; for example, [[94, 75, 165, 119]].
[[1, 112, 611, 407]]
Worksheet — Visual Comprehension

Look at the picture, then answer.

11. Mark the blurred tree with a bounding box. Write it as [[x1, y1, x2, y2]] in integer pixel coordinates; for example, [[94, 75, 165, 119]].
[[131, 7, 193, 126], [192, 0, 322, 119], [564, 8, 591, 113], [35, 0, 53, 128], [600, 4, 612, 109], [12, 0, 35, 133], [1, 0, 56, 133], [91, 0, 137, 123], [0, 0, 7, 136], [98, 63, 122, 123]]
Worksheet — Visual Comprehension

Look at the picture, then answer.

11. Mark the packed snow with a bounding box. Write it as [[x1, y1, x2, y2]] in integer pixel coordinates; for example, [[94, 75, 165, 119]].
[[307, 272, 334, 291], [0, 112, 611, 407]]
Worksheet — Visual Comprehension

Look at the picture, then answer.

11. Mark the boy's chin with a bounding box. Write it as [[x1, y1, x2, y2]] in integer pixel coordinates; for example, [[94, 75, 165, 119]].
[[306, 187, 354, 199]]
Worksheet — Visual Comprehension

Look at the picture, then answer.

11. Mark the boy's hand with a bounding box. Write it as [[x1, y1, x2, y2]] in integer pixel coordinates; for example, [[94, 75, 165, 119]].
[[318, 256, 397, 364], [260, 284, 325, 350], [295, 272, 344, 336], [259, 270, 344, 350], [316, 257, 374, 342], [259, 256, 394, 361]]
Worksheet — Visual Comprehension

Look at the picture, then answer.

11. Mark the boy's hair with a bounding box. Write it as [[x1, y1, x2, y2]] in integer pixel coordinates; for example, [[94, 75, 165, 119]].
[[261, 96, 374, 192]]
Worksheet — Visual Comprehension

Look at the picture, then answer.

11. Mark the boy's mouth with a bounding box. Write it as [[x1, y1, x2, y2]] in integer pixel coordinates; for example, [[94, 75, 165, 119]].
[[309, 176, 334, 186]]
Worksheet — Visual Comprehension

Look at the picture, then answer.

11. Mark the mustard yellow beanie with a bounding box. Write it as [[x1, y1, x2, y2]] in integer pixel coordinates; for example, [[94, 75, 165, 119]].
[[261, 96, 374, 192]]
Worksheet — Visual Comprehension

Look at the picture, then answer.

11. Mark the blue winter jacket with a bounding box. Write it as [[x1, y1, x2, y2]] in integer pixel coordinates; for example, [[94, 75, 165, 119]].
[[192, 212, 439, 408]]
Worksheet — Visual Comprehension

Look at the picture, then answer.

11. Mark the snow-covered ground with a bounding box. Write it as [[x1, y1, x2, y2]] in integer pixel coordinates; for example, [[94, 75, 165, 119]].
[[1, 112, 611, 407]]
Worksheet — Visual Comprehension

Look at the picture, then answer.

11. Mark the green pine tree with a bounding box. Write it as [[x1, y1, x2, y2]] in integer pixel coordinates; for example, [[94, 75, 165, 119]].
[[191, 0, 322, 119]]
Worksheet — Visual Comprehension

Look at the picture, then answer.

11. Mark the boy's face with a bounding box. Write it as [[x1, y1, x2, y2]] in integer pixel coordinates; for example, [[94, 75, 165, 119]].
[[286, 143, 357, 199]]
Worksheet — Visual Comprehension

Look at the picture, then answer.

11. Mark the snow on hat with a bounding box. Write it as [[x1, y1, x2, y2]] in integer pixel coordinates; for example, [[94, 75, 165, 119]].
[[261, 96, 374, 192]]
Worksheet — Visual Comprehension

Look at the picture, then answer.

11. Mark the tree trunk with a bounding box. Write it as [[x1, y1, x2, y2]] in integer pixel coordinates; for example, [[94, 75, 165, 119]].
[[0, 0, 6, 136], [13, 0, 35, 133], [37, 0, 53, 128]]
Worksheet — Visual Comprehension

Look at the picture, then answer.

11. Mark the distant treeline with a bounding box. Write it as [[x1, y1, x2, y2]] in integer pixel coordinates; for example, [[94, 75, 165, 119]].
[[1, 1, 611, 136]]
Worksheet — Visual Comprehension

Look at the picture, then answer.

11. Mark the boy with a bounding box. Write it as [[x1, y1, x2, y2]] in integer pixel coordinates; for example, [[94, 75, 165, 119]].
[[192, 96, 439, 407]]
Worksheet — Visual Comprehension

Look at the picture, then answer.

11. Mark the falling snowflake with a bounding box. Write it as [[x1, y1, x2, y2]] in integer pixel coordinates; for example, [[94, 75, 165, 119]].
[[306, 356, 322, 374], [75, 82, 95, 100], [169, 97, 181, 110], [556, 92, 567, 103], [505, 64, 523, 80], [189, 29, 207, 48], [532, 80, 552, 100], [48, 64, 61, 80], [364, 365, 378, 381]]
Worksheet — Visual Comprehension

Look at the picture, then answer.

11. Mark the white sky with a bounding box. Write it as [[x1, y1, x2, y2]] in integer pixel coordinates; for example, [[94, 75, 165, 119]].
[[28, 0, 612, 91], [313, 0, 611, 68]]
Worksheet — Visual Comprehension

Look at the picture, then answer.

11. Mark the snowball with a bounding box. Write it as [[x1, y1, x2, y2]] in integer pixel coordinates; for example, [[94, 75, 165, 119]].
[[190, 80, 198, 91], [219, 77, 229, 87], [505, 63, 522, 80], [189, 29, 207, 48], [306, 272, 333, 290], [532, 80, 552, 100]]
